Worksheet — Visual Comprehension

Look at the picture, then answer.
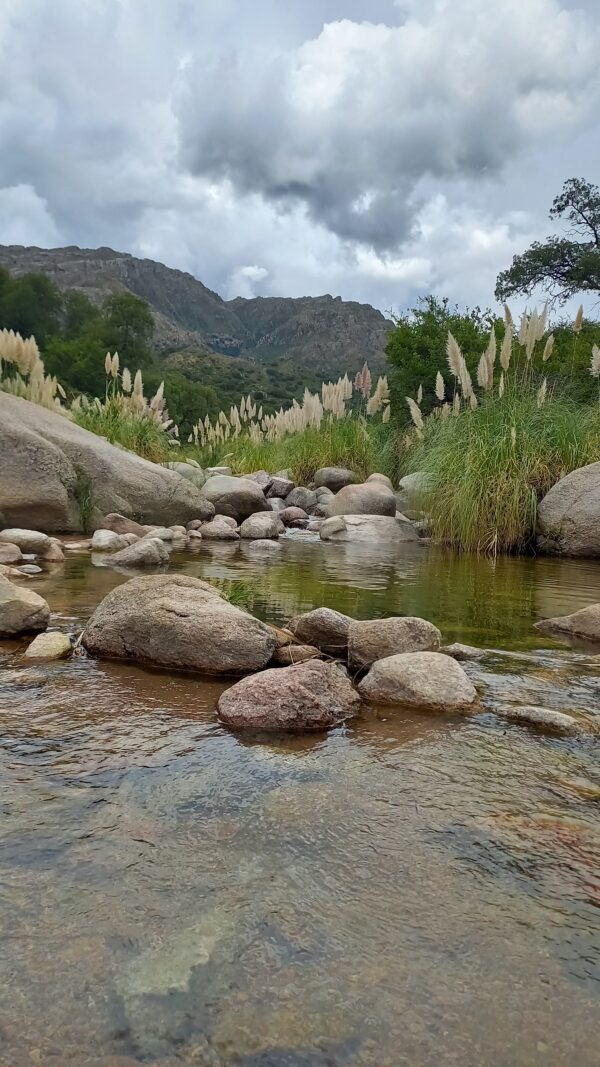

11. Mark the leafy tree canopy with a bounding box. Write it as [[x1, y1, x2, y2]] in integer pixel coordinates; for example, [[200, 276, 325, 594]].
[[495, 178, 600, 305]]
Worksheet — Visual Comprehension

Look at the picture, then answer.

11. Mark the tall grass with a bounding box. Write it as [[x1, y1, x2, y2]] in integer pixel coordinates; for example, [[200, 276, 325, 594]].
[[72, 396, 173, 463]]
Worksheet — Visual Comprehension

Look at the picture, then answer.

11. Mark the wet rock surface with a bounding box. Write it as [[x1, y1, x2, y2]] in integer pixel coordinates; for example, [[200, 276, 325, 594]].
[[358, 651, 477, 711], [218, 659, 361, 730]]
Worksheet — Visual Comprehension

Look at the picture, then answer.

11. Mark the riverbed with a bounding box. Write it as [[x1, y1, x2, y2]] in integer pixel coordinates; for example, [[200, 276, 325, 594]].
[[1, 535, 599, 1066]]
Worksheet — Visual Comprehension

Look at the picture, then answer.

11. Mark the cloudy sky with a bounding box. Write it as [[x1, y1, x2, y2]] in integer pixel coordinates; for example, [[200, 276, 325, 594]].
[[1, 0, 599, 314]]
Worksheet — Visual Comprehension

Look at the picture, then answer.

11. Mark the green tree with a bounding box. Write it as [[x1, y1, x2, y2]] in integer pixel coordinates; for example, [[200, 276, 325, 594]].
[[0, 272, 63, 342], [495, 178, 600, 304], [63, 290, 101, 339], [100, 293, 154, 366]]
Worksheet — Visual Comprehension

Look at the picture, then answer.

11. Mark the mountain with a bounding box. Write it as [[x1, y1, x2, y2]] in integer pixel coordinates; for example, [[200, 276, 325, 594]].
[[0, 245, 391, 385]]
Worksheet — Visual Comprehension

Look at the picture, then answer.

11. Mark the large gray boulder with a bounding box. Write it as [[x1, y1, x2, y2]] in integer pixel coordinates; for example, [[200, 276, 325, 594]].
[[200, 517, 240, 541], [320, 514, 418, 543], [217, 659, 360, 731], [358, 651, 477, 711], [0, 543, 23, 565], [0, 391, 213, 532], [107, 537, 170, 568], [288, 607, 353, 655], [348, 616, 441, 670], [537, 462, 600, 556], [0, 575, 50, 636], [286, 487, 318, 513], [82, 574, 276, 674], [267, 476, 295, 499], [367, 473, 394, 491], [535, 604, 600, 642], [239, 512, 280, 540], [200, 475, 270, 521], [314, 467, 357, 492], [0, 528, 51, 555], [328, 482, 396, 517]]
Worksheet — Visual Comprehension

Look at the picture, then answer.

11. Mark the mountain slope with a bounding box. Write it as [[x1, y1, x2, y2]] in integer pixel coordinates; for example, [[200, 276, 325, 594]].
[[0, 244, 391, 380]]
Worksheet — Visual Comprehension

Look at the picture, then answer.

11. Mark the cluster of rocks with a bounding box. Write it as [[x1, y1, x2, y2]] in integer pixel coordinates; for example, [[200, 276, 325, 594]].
[[0, 528, 65, 581]]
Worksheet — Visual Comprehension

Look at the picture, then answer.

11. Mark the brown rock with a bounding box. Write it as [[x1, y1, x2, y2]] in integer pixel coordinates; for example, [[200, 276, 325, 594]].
[[272, 643, 320, 665], [0, 543, 23, 565], [217, 659, 360, 731], [535, 604, 600, 642], [288, 607, 353, 655], [100, 513, 147, 537], [358, 651, 477, 711], [348, 616, 441, 670], [0, 575, 50, 636]]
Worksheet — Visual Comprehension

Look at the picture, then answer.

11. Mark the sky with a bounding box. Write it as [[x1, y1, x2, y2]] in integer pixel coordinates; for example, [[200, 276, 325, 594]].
[[0, 0, 599, 316]]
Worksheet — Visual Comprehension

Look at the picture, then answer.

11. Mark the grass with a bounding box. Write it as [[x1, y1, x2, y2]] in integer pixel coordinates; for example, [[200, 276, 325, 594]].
[[73, 470, 95, 532], [403, 387, 600, 554], [73, 398, 172, 464]]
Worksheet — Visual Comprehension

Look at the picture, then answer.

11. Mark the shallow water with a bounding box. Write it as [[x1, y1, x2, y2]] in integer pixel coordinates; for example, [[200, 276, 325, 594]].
[[1, 535, 600, 1066]]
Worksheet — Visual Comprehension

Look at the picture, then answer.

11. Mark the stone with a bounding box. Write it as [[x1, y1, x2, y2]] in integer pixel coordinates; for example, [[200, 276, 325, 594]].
[[288, 607, 353, 655], [99, 513, 147, 537], [241, 538, 281, 554], [187, 529, 203, 541], [358, 651, 477, 711], [200, 475, 270, 521], [0, 528, 51, 555], [272, 643, 320, 665], [441, 642, 486, 661], [23, 631, 72, 660], [279, 506, 309, 527], [217, 659, 361, 731], [494, 705, 585, 737], [367, 472, 394, 491], [535, 604, 600, 642], [268, 497, 286, 513], [108, 538, 170, 568], [220, 516, 238, 529], [141, 526, 174, 542], [200, 518, 240, 541], [206, 466, 232, 477], [17, 564, 43, 575], [165, 461, 206, 488], [247, 470, 273, 492], [314, 467, 357, 492], [315, 486, 335, 502], [349, 616, 441, 670], [0, 543, 23, 565], [285, 487, 318, 513], [239, 512, 281, 540], [319, 514, 418, 543], [0, 576, 50, 636], [0, 391, 213, 532], [91, 529, 130, 552], [41, 542, 65, 563], [187, 519, 203, 531], [169, 525, 187, 537], [537, 462, 600, 556], [82, 574, 276, 675], [267, 476, 295, 499], [328, 482, 396, 517]]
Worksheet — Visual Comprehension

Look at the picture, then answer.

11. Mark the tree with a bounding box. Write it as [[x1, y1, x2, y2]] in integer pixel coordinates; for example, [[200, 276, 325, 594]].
[[495, 178, 600, 305], [0, 272, 63, 342], [101, 293, 154, 366]]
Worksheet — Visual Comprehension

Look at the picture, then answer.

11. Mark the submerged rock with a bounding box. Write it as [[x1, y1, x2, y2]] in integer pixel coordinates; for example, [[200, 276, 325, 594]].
[[537, 462, 600, 556], [535, 604, 600, 642], [441, 642, 486, 661], [328, 482, 396, 517], [288, 607, 353, 655], [0, 575, 50, 636], [348, 616, 441, 670], [494, 704, 586, 737], [320, 514, 418, 543], [358, 651, 477, 711], [239, 512, 280, 539], [241, 538, 282, 554], [23, 631, 72, 660], [82, 574, 276, 674], [217, 659, 360, 730], [0, 528, 51, 555], [200, 475, 270, 521], [314, 467, 357, 492]]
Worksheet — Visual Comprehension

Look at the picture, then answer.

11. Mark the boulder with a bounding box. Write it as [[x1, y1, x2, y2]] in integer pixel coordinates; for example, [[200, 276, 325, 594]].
[[328, 482, 396, 517], [108, 538, 170, 568], [239, 512, 280, 540], [17, 564, 43, 575], [99, 513, 147, 537], [241, 538, 281, 554], [271, 643, 321, 665], [367, 473, 394, 491], [441, 642, 486, 661], [0, 391, 212, 532], [200, 518, 240, 541], [165, 461, 206, 488], [0, 528, 51, 555], [314, 467, 357, 492], [0, 576, 50, 636], [267, 476, 295, 499], [217, 659, 361, 731], [279, 507, 309, 527], [494, 705, 585, 737], [200, 475, 270, 521], [0, 543, 23, 565], [91, 530, 130, 552], [42, 542, 65, 563], [23, 631, 72, 660], [247, 470, 273, 493], [268, 498, 286, 513], [315, 486, 335, 502], [288, 607, 353, 655], [537, 462, 600, 556], [82, 574, 276, 675], [140, 526, 174, 542], [535, 604, 600, 642], [286, 487, 318, 513], [358, 652, 477, 711], [319, 515, 418, 543], [348, 616, 441, 670]]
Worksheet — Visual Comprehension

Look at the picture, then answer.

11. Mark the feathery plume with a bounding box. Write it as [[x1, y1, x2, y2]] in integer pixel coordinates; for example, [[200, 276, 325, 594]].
[[536, 378, 547, 408], [574, 305, 584, 334], [446, 332, 462, 377], [435, 371, 445, 401], [590, 344, 600, 378], [406, 396, 424, 431]]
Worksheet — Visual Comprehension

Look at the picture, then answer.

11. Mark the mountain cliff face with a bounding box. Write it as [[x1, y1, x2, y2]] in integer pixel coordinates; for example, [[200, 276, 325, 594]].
[[0, 245, 391, 379]]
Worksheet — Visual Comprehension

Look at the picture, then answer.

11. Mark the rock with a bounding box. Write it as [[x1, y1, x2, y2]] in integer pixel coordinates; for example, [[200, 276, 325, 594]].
[[315, 486, 335, 502], [267, 625, 296, 647], [267, 476, 295, 499], [289, 607, 353, 655], [441, 642, 486, 661], [200, 475, 270, 521], [82, 574, 276, 675], [494, 705, 585, 737], [320, 514, 418, 543], [348, 616, 441, 670], [0, 564, 24, 579], [187, 519, 203, 531], [0, 576, 50, 636], [91, 530, 130, 552], [285, 487, 318, 513], [169, 525, 187, 537], [200, 518, 240, 541], [535, 604, 600, 642], [358, 652, 477, 711], [206, 466, 232, 477], [17, 564, 43, 575], [220, 516, 238, 529], [314, 467, 357, 492], [272, 643, 320, 665], [187, 529, 203, 541], [537, 462, 600, 556], [41, 542, 65, 563], [217, 659, 361, 731], [23, 631, 72, 660], [0, 543, 23, 565], [0, 391, 213, 532], [279, 506, 309, 527], [239, 512, 280, 540], [100, 513, 147, 537], [140, 526, 174, 542], [165, 461, 206, 488], [268, 497, 286, 513], [396, 472, 432, 519], [241, 538, 281, 554], [0, 528, 51, 554], [247, 470, 273, 493], [328, 482, 397, 517], [108, 538, 170, 568], [367, 473, 394, 491]]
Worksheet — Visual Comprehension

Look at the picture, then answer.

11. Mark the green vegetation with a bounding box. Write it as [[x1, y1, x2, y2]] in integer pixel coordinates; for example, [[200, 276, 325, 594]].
[[73, 470, 96, 532]]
